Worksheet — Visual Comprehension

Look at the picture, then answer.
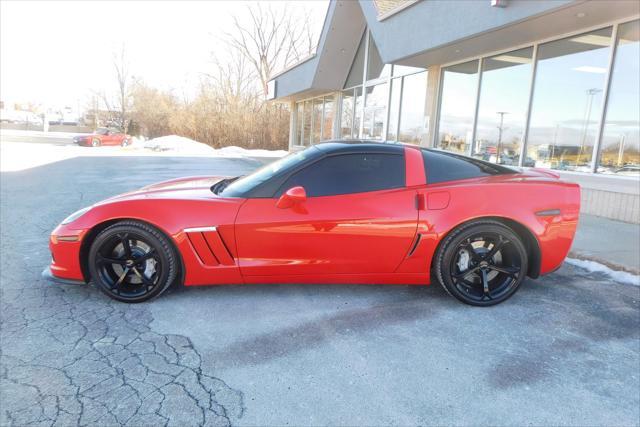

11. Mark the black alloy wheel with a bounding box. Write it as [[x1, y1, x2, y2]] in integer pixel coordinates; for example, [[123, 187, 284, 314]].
[[88, 221, 178, 303], [435, 220, 528, 306]]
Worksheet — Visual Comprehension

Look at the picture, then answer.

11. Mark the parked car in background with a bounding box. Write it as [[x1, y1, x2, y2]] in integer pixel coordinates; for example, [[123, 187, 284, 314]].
[[73, 128, 131, 147], [613, 165, 640, 176]]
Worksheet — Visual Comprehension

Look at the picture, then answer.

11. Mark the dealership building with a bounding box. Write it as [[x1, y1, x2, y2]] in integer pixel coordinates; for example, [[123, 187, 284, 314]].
[[269, 0, 640, 223]]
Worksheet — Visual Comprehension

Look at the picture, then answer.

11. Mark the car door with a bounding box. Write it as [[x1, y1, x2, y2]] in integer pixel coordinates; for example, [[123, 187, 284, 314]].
[[104, 130, 117, 145], [234, 151, 419, 277]]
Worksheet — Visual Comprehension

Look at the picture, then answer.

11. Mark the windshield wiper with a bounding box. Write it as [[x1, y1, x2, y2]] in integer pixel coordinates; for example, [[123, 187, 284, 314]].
[[211, 176, 241, 195]]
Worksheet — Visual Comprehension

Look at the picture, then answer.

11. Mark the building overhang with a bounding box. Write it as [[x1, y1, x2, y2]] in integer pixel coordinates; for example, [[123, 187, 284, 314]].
[[270, 0, 640, 102]]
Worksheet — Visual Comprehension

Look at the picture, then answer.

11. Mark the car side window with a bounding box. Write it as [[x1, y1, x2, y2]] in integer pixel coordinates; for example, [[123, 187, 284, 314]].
[[421, 149, 516, 184], [278, 153, 405, 197]]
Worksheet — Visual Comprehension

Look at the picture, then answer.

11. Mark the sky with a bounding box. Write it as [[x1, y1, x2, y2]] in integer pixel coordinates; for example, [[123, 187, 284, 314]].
[[0, 0, 328, 110]]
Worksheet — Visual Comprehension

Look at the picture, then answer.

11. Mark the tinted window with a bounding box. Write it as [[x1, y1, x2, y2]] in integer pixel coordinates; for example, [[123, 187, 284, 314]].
[[422, 149, 516, 184], [279, 153, 405, 197], [221, 150, 314, 198]]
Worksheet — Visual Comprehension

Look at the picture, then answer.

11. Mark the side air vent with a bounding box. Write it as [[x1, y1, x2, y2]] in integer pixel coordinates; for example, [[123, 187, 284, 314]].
[[184, 227, 235, 266]]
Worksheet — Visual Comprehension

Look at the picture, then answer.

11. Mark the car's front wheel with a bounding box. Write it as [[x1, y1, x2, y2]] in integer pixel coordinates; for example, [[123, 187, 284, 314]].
[[88, 221, 179, 303], [435, 220, 528, 306], [91, 137, 101, 147]]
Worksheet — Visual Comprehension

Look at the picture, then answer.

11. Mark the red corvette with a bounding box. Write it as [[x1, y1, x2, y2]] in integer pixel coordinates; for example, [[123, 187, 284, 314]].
[[73, 128, 132, 147], [44, 141, 580, 306]]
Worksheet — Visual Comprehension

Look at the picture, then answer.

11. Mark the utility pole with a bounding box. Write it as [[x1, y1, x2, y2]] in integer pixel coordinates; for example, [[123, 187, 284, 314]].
[[577, 88, 602, 165], [617, 133, 626, 167], [496, 111, 508, 164]]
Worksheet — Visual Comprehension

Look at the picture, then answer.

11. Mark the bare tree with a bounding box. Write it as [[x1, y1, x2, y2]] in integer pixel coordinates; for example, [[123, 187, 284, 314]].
[[95, 44, 132, 131], [113, 44, 131, 132], [224, 3, 317, 96]]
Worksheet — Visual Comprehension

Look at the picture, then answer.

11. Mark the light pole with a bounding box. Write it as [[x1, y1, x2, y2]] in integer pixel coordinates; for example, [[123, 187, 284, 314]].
[[496, 111, 508, 164], [577, 88, 602, 165]]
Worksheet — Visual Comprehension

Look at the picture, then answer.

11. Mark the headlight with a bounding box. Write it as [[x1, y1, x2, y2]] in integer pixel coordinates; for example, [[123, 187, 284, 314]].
[[61, 206, 91, 225]]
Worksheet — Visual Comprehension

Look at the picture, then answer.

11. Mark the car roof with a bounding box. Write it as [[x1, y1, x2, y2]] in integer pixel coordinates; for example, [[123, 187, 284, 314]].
[[314, 140, 406, 155]]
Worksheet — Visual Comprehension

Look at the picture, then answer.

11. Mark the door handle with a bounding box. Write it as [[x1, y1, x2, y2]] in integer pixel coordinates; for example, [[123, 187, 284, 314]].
[[415, 194, 426, 211]]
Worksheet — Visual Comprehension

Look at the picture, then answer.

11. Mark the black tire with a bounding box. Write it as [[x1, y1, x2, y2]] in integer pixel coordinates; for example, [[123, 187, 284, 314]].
[[88, 221, 179, 303], [435, 220, 528, 307], [121, 139, 129, 147], [91, 137, 101, 147]]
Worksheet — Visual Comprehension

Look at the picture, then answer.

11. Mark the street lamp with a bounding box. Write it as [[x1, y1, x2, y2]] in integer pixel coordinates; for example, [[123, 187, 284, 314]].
[[496, 111, 508, 164], [577, 88, 602, 165]]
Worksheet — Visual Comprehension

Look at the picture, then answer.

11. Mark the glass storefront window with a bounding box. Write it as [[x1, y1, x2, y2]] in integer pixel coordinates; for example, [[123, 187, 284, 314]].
[[363, 83, 388, 139], [341, 90, 354, 139], [475, 47, 533, 165], [398, 71, 428, 144], [367, 36, 391, 81], [322, 95, 335, 141], [303, 100, 312, 146], [344, 32, 367, 88], [393, 65, 425, 77], [312, 99, 323, 143], [437, 60, 479, 154], [295, 102, 304, 146], [387, 78, 402, 141], [527, 27, 612, 171], [354, 86, 363, 138], [599, 20, 640, 175]]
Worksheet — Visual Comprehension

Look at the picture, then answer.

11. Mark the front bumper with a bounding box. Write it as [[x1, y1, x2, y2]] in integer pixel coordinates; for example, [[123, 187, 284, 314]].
[[48, 225, 88, 282], [42, 266, 86, 285]]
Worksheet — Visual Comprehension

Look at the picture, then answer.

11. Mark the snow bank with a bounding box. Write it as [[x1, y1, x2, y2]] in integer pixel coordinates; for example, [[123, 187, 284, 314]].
[[565, 258, 640, 286], [144, 135, 216, 154], [214, 145, 288, 158], [0, 137, 287, 172], [143, 135, 288, 158]]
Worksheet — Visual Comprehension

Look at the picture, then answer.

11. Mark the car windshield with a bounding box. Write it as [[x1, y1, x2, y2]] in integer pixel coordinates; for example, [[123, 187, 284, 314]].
[[219, 150, 310, 197], [96, 128, 110, 135]]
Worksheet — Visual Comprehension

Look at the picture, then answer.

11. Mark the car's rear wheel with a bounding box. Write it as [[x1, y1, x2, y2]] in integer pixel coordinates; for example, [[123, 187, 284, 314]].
[[88, 221, 178, 303], [435, 220, 528, 306], [91, 137, 101, 147], [121, 139, 129, 147]]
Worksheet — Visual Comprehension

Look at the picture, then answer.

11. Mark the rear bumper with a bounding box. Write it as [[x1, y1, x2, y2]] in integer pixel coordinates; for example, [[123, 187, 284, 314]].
[[42, 266, 86, 285]]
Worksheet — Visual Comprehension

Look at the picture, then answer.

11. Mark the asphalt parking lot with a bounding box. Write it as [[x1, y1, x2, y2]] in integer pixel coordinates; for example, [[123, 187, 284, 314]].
[[1, 150, 639, 426]]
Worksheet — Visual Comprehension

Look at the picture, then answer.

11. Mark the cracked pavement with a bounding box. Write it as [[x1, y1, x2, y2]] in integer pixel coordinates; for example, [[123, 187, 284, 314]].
[[1, 150, 639, 426]]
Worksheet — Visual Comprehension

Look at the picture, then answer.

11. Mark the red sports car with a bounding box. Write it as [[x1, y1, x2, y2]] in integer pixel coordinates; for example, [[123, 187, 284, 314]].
[[73, 128, 132, 147], [44, 142, 580, 306]]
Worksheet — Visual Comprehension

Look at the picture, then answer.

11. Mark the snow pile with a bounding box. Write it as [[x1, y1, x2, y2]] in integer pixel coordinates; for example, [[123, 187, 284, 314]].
[[143, 135, 288, 158], [144, 135, 216, 154], [214, 145, 288, 158], [565, 258, 640, 286]]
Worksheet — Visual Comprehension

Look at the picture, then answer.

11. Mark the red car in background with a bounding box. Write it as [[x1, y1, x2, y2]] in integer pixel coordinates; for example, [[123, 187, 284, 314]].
[[73, 128, 132, 147], [44, 141, 580, 306]]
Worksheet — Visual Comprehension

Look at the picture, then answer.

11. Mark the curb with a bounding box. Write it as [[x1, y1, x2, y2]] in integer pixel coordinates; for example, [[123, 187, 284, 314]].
[[568, 251, 640, 276]]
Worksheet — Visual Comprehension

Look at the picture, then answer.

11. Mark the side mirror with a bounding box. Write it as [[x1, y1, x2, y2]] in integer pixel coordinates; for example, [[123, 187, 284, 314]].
[[276, 186, 307, 209]]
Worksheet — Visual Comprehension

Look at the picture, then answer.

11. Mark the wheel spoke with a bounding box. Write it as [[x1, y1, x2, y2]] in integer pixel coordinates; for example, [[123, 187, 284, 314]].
[[119, 233, 132, 257], [487, 265, 520, 278], [481, 237, 507, 262], [115, 266, 130, 288], [481, 269, 491, 299], [453, 265, 480, 280], [97, 253, 127, 266], [461, 242, 481, 262], [132, 266, 154, 286]]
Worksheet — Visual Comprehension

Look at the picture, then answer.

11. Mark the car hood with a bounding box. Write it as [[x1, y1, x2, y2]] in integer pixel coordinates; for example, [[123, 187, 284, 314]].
[[98, 176, 230, 203]]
